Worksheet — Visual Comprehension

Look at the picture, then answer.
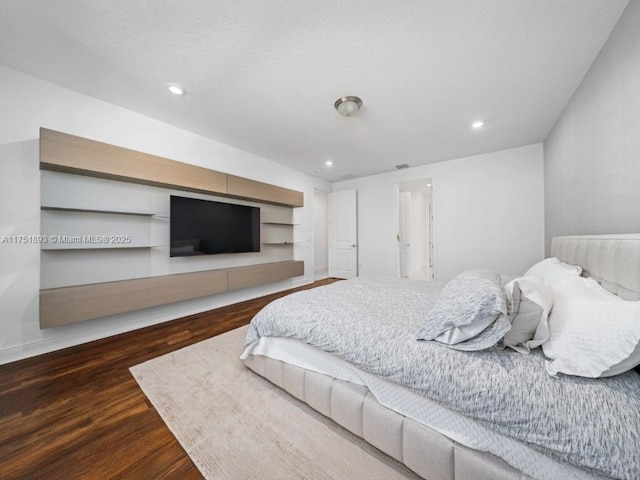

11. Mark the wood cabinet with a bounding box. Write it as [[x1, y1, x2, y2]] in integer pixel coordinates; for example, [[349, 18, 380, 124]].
[[228, 174, 304, 207], [227, 260, 304, 290], [40, 128, 228, 196], [40, 261, 303, 328]]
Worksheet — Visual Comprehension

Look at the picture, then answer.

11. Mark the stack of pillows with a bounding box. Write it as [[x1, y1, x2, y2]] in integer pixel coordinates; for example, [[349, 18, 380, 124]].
[[418, 257, 640, 378]]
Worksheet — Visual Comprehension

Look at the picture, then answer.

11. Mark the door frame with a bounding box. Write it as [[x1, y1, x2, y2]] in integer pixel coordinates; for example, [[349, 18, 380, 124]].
[[394, 180, 436, 280]]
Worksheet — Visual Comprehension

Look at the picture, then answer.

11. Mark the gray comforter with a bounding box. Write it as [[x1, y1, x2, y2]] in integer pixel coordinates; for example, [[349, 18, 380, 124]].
[[245, 277, 640, 480]]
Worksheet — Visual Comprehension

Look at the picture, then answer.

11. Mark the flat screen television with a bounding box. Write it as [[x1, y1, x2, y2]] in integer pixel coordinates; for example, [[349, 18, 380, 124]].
[[170, 195, 260, 257]]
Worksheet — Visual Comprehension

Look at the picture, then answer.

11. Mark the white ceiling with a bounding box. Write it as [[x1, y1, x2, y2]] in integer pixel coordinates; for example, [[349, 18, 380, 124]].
[[0, 0, 629, 181]]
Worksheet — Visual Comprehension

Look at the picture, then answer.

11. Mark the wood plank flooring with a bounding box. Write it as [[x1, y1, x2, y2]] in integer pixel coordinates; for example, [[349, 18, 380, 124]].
[[0, 279, 338, 480]]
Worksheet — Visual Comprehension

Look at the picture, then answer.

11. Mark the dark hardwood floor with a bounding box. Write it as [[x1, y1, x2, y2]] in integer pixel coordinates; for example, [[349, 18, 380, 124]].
[[0, 279, 338, 480]]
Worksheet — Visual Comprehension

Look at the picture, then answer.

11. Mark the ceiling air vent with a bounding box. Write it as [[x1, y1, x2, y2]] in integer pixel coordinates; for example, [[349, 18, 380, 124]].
[[395, 163, 410, 169], [339, 173, 355, 181]]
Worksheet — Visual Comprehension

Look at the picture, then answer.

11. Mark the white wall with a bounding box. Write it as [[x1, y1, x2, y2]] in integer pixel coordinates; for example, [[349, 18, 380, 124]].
[[333, 144, 545, 281], [313, 189, 329, 279], [0, 65, 330, 364], [544, 1, 640, 253]]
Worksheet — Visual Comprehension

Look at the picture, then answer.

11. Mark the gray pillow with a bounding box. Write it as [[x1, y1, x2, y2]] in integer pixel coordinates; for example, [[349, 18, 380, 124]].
[[417, 269, 510, 351]]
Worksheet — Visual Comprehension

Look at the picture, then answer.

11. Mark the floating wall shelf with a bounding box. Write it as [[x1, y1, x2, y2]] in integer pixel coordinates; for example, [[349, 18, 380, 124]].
[[41, 245, 157, 252], [262, 222, 300, 226], [42, 206, 155, 216]]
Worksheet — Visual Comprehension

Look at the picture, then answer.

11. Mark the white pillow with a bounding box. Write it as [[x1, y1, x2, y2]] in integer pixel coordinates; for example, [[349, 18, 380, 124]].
[[542, 276, 640, 378], [524, 257, 582, 286], [502, 276, 553, 353]]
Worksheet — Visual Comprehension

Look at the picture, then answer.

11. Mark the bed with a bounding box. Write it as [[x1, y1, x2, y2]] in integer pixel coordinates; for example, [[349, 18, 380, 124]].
[[241, 235, 640, 480]]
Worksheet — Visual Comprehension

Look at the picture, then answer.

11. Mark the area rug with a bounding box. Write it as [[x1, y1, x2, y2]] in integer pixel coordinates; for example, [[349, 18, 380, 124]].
[[130, 325, 421, 480]]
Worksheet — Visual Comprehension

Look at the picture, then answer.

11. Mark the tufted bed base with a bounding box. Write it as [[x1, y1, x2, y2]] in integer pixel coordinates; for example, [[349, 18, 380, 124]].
[[243, 353, 532, 480]]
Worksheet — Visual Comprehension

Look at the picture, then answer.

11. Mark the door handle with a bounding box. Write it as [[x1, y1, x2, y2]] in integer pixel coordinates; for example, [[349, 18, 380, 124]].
[[351, 244, 356, 248]]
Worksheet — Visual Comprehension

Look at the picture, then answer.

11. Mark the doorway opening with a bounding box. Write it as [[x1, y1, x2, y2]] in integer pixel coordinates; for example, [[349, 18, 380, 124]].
[[396, 179, 434, 280]]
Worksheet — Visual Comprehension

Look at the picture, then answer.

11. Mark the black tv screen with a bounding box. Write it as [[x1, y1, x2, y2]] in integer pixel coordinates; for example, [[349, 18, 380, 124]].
[[170, 196, 260, 257]]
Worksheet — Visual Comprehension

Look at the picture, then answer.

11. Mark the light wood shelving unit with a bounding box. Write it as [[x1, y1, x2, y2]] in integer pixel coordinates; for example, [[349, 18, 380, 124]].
[[39, 128, 305, 328]]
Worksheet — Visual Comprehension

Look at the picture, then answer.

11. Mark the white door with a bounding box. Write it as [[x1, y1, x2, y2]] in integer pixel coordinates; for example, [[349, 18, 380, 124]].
[[328, 189, 358, 279], [398, 191, 411, 278]]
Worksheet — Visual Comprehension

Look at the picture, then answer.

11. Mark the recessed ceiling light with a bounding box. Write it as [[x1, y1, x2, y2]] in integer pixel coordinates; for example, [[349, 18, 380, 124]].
[[325, 160, 333, 167], [471, 120, 485, 129], [167, 83, 186, 95], [426, 184, 432, 187]]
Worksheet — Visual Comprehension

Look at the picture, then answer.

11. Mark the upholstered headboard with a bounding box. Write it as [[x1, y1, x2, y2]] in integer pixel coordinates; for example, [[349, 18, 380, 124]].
[[551, 234, 640, 301]]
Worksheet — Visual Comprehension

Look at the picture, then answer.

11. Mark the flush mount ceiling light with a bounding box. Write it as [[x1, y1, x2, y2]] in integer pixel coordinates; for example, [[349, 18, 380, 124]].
[[167, 83, 186, 95], [471, 120, 485, 129], [325, 160, 333, 166], [334, 96, 362, 117]]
